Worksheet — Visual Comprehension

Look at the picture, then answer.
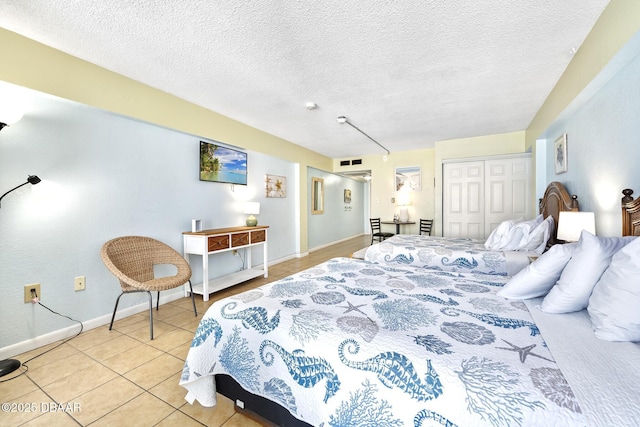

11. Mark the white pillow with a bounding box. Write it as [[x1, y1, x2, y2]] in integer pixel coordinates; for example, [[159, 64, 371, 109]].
[[521, 215, 555, 254], [501, 215, 544, 251], [539, 231, 634, 314], [588, 237, 640, 341], [497, 242, 576, 299], [484, 218, 522, 250]]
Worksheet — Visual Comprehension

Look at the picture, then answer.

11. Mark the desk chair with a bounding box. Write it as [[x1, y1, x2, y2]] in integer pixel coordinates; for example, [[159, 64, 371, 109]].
[[420, 219, 433, 236], [370, 218, 394, 244]]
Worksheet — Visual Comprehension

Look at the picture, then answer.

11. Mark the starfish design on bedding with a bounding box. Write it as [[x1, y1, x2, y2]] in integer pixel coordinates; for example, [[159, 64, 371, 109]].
[[339, 301, 368, 315], [496, 339, 554, 363]]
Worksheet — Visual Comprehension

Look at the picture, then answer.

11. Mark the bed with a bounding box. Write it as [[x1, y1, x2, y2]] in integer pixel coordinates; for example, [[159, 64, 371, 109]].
[[179, 187, 640, 426], [364, 181, 579, 275]]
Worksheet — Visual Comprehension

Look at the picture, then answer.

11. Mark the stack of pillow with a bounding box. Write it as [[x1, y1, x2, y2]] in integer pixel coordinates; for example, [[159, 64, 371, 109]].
[[497, 230, 639, 342], [484, 214, 555, 254]]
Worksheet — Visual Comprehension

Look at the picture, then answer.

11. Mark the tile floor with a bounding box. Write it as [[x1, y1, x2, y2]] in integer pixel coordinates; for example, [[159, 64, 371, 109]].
[[1, 235, 370, 426]]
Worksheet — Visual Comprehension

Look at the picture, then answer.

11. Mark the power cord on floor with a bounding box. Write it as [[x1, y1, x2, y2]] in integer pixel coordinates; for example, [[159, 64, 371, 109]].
[[0, 295, 83, 383]]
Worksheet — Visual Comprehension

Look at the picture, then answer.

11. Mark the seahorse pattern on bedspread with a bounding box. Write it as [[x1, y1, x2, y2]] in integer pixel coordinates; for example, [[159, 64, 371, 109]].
[[180, 257, 585, 427]]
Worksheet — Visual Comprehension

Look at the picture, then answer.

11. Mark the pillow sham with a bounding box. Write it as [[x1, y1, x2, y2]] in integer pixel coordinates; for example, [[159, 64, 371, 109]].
[[484, 218, 522, 250], [497, 242, 576, 299], [521, 215, 555, 254], [500, 215, 544, 251], [588, 236, 640, 341], [539, 231, 634, 314]]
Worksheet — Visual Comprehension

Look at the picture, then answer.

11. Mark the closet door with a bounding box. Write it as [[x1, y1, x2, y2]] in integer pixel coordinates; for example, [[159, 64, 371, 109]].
[[443, 155, 531, 239], [484, 157, 531, 236], [443, 161, 485, 239]]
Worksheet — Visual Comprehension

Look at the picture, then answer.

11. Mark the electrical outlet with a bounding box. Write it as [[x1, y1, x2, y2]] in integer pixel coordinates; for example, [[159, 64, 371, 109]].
[[74, 276, 86, 291], [24, 283, 41, 303]]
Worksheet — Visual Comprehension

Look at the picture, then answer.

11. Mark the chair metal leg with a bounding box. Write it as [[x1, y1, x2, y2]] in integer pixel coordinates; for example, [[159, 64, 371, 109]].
[[146, 291, 154, 340], [156, 291, 160, 311], [188, 280, 197, 316], [109, 292, 126, 331]]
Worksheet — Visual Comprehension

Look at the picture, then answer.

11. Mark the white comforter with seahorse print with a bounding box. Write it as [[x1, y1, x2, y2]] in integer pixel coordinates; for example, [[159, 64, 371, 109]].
[[180, 257, 584, 426], [365, 234, 534, 276]]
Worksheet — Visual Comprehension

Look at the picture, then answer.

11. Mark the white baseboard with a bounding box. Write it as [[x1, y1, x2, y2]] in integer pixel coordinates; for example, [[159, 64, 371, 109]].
[[309, 233, 365, 252], [0, 290, 185, 360]]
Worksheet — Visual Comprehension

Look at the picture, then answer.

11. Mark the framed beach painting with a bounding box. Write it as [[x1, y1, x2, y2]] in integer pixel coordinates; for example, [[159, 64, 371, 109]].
[[395, 166, 421, 191]]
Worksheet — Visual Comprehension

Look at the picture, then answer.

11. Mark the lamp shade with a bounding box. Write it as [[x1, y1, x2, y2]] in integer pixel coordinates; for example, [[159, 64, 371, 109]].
[[0, 102, 24, 128], [244, 202, 260, 215], [557, 211, 595, 242]]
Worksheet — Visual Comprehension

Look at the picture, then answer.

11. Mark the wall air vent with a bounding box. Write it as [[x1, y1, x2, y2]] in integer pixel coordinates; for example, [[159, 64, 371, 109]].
[[351, 159, 362, 165]]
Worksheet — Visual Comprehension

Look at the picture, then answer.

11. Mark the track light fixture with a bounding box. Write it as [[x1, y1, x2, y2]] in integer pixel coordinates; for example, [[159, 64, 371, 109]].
[[337, 116, 390, 155]]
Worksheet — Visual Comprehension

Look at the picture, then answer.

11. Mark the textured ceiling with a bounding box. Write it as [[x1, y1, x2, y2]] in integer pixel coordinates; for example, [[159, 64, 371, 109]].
[[0, 1, 609, 158]]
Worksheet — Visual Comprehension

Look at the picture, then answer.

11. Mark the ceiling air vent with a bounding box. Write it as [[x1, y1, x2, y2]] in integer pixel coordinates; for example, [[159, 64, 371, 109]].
[[351, 159, 362, 165], [340, 160, 350, 166]]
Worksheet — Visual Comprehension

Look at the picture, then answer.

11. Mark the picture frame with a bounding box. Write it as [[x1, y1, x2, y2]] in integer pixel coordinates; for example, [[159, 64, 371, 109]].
[[554, 134, 568, 174], [344, 189, 352, 203], [265, 174, 286, 197], [395, 166, 421, 191]]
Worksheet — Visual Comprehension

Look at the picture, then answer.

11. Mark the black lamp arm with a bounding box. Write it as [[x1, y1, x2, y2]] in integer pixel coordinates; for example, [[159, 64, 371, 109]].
[[0, 175, 41, 208]]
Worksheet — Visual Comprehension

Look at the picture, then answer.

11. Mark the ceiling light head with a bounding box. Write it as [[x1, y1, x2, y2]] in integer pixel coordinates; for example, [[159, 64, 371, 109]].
[[337, 116, 347, 124], [305, 102, 318, 110]]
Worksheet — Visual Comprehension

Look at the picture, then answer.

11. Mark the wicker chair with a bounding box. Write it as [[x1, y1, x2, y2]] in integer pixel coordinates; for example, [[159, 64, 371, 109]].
[[101, 236, 197, 340]]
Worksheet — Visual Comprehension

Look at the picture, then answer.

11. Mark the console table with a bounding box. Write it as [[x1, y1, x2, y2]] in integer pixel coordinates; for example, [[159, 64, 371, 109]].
[[183, 226, 268, 301]]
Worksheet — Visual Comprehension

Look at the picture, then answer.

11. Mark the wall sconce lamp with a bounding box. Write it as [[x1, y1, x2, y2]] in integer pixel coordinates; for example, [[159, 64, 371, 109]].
[[0, 175, 42, 208], [244, 202, 260, 226], [557, 211, 596, 242], [337, 116, 390, 155]]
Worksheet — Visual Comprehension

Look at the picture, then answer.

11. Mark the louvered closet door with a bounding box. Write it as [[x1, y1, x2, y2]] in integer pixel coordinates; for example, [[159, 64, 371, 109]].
[[443, 161, 485, 239]]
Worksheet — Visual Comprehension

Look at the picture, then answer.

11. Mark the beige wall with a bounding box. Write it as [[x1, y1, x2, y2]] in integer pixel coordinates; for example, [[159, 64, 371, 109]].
[[0, 28, 332, 253], [334, 148, 436, 235], [526, 1, 640, 149]]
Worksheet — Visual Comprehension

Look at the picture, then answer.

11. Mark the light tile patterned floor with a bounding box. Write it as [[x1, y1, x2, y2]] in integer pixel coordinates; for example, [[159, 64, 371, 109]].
[[0, 235, 370, 426]]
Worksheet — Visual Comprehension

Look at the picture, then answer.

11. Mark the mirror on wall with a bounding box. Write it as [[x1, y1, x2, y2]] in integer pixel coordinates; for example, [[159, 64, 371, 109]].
[[311, 177, 324, 214]]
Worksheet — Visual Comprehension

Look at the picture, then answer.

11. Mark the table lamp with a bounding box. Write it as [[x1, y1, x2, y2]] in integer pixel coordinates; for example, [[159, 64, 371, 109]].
[[397, 192, 411, 222], [557, 211, 595, 242], [244, 202, 260, 226]]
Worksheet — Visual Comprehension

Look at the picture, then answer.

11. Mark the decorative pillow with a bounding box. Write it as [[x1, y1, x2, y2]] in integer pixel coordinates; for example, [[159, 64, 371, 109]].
[[484, 218, 522, 250], [539, 231, 634, 314], [497, 242, 576, 299], [588, 236, 640, 341], [521, 215, 555, 254]]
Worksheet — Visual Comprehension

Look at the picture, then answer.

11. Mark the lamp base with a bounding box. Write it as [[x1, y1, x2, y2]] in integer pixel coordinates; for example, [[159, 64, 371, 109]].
[[246, 215, 258, 227], [0, 358, 21, 377]]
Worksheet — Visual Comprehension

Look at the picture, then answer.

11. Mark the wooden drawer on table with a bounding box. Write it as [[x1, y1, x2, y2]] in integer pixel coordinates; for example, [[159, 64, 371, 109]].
[[208, 235, 230, 252], [231, 232, 250, 247], [251, 230, 266, 243]]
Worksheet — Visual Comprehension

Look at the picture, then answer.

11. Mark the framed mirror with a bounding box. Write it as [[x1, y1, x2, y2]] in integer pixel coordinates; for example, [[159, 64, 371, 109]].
[[311, 177, 324, 214]]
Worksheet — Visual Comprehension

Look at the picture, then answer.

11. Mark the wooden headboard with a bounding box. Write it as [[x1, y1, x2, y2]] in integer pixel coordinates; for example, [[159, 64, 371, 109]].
[[539, 181, 579, 247], [621, 189, 640, 236]]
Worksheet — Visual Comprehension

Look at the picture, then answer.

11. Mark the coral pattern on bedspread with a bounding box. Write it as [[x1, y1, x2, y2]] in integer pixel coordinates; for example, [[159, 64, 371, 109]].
[[180, 257, 584, 427], [364, 235, 509, 275]]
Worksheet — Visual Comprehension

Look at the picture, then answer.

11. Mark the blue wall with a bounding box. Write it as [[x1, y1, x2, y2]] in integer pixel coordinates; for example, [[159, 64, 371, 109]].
[[0, 83, 297, 351], [307, 167, 365, 249], [541, 32, 640, 237]]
